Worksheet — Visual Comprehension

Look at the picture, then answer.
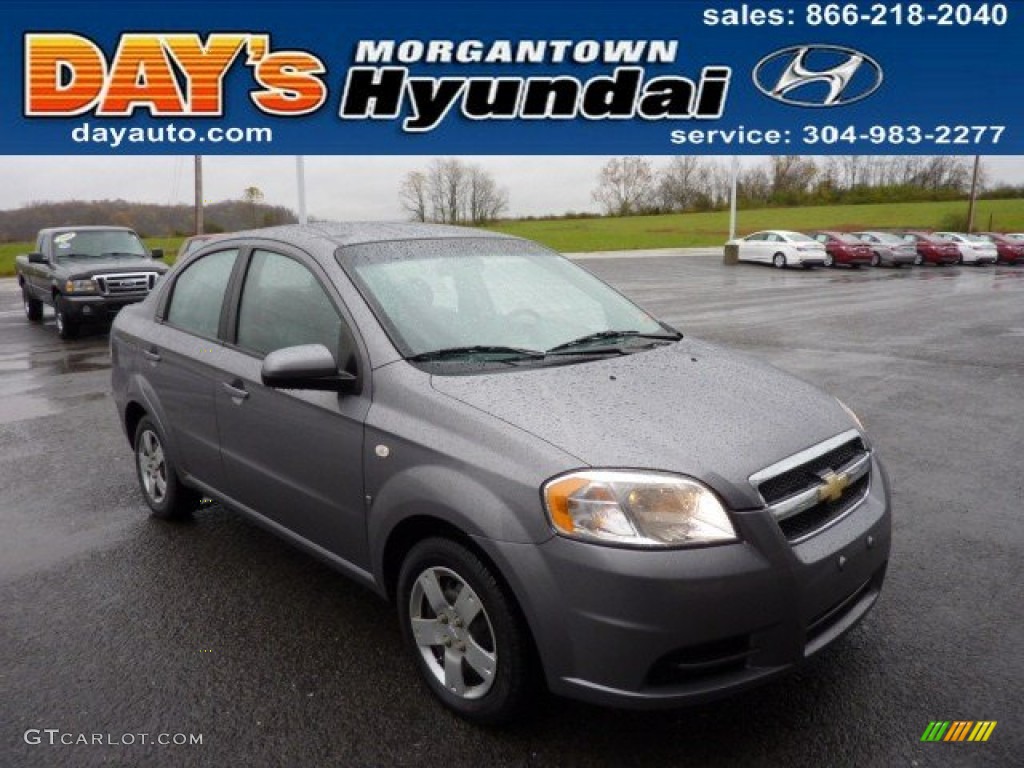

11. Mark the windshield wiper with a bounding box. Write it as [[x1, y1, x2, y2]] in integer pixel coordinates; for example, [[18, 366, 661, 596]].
[[408, 345, 546, 362], [102, 252, 148, 258], [546, 329, 681, 354]]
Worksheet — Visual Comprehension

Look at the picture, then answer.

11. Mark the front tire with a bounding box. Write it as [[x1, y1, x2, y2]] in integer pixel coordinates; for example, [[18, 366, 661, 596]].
[[773, 252, 787, 269], [398, 537, 535, 724], [823, 253, 835, 268], [22, 287, 43, 322], [134, 417, 200, 520], [54, 295, 78, 339], [870, 252, 881, 268], [914, 253, 924, 266]]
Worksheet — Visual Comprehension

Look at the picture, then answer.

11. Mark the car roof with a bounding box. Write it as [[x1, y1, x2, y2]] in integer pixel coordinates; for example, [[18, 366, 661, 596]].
[[38, 225, 138, 235], [208, 222, 519, 252], [751, 230, 802, 238]]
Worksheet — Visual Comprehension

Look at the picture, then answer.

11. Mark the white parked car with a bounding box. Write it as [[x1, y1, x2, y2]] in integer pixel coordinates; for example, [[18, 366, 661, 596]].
[[932, 232, 998, 265], [727, 230, 827, 269]]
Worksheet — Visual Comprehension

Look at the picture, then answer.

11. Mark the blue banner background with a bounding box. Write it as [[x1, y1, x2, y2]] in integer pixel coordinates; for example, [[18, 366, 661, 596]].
[[1, 0, 1020, 154]]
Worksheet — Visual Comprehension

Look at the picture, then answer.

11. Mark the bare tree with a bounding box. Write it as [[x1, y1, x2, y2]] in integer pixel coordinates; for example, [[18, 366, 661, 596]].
[[655, 156, 705, 212], [466, 164, 509, 223], [242, 186, 264, 226], [399, 171, 428, 222], [737, 165, 772, 205], [592, 157, 656, 216], [401, 159, 509, 225], [825, 156, 867, 189], [770, 156, 818, 196]]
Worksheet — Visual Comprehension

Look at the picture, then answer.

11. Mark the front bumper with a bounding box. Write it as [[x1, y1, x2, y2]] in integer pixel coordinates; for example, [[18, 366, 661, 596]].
[[884, 252, 918, 265], [962, 253, 997, 264], [62, 293, 149, 323], [485, 455, 891, 708]]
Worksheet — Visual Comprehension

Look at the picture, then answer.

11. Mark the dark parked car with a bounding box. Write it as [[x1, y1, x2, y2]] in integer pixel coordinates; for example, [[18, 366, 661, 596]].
[[850, 231, 919, 267], [175, 233, 224, 262], [975, 232, 1024, 264], [900, 232, 961, 266], [15, 226, 167, 338], [808, 231, 873, 268], [110, 223, 891, 722]]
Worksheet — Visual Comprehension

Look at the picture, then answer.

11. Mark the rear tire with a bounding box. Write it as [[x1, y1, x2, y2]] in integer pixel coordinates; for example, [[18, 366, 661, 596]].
[[914, 253, 924, 266], [773, 252, 787, 269], [397, 537, 536, 724], [134, 417, 200, 520], [823, 253, 835, 268], [23, 287, 43, 322], [870, 252, 881, 268], [54, 295, 78, 339]]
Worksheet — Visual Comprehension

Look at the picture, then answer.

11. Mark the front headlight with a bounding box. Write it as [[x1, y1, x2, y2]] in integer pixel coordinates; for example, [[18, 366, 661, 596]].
[[65, 279, 97, 293], [543, 470, 737, 548]]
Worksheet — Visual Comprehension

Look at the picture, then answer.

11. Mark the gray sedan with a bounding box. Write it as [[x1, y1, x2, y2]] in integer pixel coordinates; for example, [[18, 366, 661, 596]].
[[110, 223, 891, 723], [851, 231, 919, 267]]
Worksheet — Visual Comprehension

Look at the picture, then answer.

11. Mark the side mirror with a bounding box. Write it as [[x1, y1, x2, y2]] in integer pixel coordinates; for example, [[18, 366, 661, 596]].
[[151, 248, 165, 259], [28, 252, 46, 264], [261, 344, 356, 392]]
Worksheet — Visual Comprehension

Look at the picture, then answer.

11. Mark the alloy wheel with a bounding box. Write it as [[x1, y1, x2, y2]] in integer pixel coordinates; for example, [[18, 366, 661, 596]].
[[137, 428, 168, 504], [408, 566, 497, 700]]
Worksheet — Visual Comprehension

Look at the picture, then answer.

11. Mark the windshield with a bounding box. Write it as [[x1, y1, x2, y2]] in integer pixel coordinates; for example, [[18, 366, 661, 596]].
[[52, 230, 148, 259], [340, 238, 667, 359], [833, 233, 863, 244], [785, 232, 816, 243], [868, 233, 902, 244]]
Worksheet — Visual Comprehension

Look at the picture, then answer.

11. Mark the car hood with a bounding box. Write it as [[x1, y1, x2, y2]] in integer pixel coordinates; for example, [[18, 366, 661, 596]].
[[57, 258, 167, 279], [430, 339, 856, 509]]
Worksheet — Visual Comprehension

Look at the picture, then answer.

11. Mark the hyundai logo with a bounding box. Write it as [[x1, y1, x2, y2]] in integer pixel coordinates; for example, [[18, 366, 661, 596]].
[[753, 45, 883, 108]]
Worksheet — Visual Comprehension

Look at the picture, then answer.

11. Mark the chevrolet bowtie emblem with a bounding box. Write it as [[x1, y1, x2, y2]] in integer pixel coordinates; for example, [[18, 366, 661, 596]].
[[818, 470, 850, 503]]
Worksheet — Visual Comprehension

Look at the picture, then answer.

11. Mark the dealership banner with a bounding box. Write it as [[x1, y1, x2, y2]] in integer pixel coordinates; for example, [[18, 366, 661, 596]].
[[2, 0, 1020, 154]]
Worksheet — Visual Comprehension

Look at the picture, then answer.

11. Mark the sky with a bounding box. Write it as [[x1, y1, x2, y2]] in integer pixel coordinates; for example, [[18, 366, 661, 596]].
[[1, 155, 1023, 222]]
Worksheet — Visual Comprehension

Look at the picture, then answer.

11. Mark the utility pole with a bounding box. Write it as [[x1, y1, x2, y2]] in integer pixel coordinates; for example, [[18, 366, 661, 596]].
[[194, 155, 204, 235], [966, 155, 981, 233], [296, 156, 308, 225], [728, 156, 739, 240]]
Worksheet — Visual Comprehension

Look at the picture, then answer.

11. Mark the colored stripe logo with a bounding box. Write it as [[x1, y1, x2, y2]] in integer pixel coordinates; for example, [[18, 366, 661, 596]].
[[921, 721, 997, 742]]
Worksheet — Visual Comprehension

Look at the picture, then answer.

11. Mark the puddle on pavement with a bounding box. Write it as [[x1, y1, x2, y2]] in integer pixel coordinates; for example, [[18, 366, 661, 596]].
[[0, 391, 108, 425], [0, 348, 110, 377]]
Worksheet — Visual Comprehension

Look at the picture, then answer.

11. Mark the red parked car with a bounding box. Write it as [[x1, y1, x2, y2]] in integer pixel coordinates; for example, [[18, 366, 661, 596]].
[[809, 231, 874, 268], [900, 232, 960, 266], [975, 233, 1024, 264]]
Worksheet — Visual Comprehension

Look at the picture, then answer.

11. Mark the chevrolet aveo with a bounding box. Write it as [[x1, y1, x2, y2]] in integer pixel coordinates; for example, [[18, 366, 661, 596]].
[[111, 223, 891, 723]]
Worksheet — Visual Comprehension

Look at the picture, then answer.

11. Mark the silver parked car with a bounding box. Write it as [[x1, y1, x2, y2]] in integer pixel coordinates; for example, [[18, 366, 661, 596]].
[[111, 223, 891, 722], [851, 231, 919, 267]]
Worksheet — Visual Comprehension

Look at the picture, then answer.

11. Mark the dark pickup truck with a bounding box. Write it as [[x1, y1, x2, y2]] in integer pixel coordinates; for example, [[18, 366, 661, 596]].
[[16, 226, 169, 338]]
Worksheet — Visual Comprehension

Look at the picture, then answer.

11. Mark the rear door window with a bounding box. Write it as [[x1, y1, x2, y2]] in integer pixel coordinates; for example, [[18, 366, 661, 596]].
[[165, 249, 239, 339]]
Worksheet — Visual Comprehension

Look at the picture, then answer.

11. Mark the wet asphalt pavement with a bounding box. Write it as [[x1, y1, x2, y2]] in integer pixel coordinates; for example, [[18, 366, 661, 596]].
[[1, 253, 1021, 768]]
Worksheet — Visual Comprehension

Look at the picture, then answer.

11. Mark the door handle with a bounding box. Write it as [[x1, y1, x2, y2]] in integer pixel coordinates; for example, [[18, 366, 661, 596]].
[[222, 381, 249, 401], [142, 348, 161, 363]]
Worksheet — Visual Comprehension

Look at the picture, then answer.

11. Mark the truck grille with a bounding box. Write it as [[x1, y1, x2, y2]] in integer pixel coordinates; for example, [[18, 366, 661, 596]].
[[95, 272, 159, 296], [749, 430, 871, 544]]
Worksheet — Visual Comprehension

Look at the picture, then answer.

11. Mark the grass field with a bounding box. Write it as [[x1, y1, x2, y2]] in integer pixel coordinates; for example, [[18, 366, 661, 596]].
[[2, 200, 1022, 277], [484, 199, 1024, 253]]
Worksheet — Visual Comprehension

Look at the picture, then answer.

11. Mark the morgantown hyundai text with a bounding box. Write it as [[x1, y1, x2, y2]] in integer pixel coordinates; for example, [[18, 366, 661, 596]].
[[110, 223, 891, 723]]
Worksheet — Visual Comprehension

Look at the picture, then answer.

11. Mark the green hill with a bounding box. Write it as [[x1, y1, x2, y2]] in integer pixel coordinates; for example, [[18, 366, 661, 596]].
[[3, 199, 1022, 276]]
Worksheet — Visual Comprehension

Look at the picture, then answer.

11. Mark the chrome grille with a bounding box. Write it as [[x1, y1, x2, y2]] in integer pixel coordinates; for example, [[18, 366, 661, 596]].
[[750, 430, 871, 544], [96, 272, 159, 296]]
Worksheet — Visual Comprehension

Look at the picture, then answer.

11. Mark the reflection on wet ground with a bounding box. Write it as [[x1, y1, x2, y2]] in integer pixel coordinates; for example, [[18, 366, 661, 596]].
[[0, 391, 109, 425], [0, 347, 111, 375]]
